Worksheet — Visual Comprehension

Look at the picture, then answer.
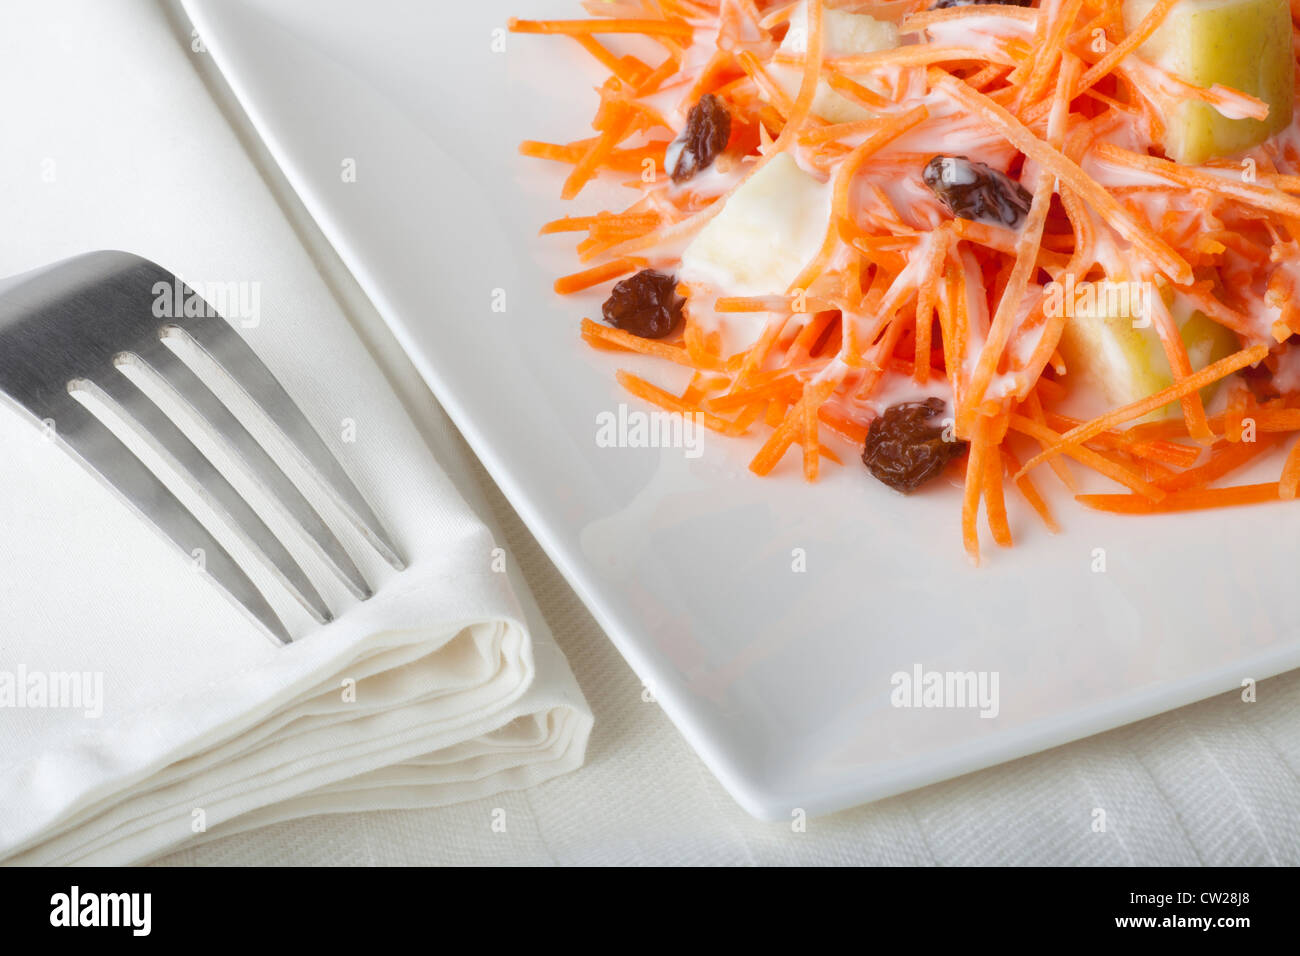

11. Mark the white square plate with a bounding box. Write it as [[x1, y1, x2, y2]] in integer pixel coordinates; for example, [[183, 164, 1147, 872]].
[[184, 0, 1300, 817]]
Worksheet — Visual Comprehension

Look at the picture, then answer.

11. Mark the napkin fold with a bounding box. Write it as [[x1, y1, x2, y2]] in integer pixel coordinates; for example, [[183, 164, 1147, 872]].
[[0, 0, 591, 864]]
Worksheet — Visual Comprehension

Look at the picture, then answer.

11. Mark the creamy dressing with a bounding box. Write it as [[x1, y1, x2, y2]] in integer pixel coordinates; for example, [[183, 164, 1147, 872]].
[[576, 0, 1300, 442], [986, 289, 1047, 403], [666, 156, 749, 202], [679, 152, 834, 298], [1270, 342, 1300, 392], [888, 90, 1019, 167], [1209, 96, 1260, 122], [862, 372, 955, 416], [683, 295, 783, 357], [641, 84, 690, 129], [1117, 26, 1271, 124], [922, 13, 1036, 53]]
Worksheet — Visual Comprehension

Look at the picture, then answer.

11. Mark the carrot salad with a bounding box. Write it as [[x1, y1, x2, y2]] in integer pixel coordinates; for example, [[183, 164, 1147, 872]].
[[510, 0, 1300, 562]]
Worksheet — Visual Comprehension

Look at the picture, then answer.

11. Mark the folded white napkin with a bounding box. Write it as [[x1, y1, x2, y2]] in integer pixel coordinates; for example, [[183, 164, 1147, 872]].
[[0, 0, 591, 864]]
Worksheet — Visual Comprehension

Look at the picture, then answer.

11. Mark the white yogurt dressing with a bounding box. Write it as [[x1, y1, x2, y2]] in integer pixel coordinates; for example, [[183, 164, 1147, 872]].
[[666, 153, 751, 201], [1270, 342, 1300, 392], [683, 295, 785, 358], [862, 370, 956, 416], [608, 1, 1300, 422], [922, 13, 1036, 53]]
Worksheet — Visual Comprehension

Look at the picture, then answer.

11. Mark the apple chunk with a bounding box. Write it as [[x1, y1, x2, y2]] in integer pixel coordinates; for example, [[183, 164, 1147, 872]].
[[1055, 283, 1238, 422], [770, 2, 898, 123], [680, 152, 831, 296], [1124, 0, 1294, 164]]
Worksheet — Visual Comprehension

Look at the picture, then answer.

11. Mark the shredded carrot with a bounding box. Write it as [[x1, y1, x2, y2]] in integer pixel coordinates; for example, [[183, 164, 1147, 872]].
[[1078, 483, 1282, 515], [1018, 0, 1084, 109], [1003, 446, 1059, 533], [962, 416, 993, 564], [520, 139, 668, 174], [750, 378, 838, 476], [1096, 144, 1300, 221], [572, 34, 648, 85], [1225, 380, 1250, 443], [509, 18, 695, 38], [707, 376, 801, 412], [821, 69, 893, 113], [933, 71, 1193, 284], [563, 104, 634, 199], [818, 46, 1018, 72], [984, 430, 1013, 547], [1071, 0, 1179, 101], [615, 370, 749, 435], [581, 317, 714, 369], [1008, 415, 1166, 500], [1025, 390, 1078, 493], [1148, 277, 1214, 442], [540, 212, 660, 236], [714, 294, 836, 314], [798, 105, 930, 295], [960, 143, 1054, 431], [1043, 412, 1201, 468], [554, 257, 646, 294], [901, 6, 1040, 31], [1280, 437, 1300, 500], [801, 395, 822, 481], [770, 0, 824, 155], [1153, 435, 1282, 493], [1016, 346, 1270, 478], [513, 0, 1300, 560]]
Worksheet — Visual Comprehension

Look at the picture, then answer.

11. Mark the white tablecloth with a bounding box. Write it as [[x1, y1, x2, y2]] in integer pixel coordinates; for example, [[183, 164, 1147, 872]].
[[13, 0, 1299, 865], [136, 0, 1300, 867], [162, 413, 1300, 865], [0, 0, 597, 864]]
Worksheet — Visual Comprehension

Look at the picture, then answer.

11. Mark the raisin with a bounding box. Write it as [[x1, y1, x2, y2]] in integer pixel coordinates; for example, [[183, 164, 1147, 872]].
[[930, 0, 1032, 8], [922, 155, 1033, 229], [670, 94, 731, 184], [601, 269, 684, 339], [862, 398, 968, 494]]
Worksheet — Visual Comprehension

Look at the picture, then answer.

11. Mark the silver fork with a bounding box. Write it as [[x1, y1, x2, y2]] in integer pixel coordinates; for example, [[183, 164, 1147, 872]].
[[0, 251, 404, 644]]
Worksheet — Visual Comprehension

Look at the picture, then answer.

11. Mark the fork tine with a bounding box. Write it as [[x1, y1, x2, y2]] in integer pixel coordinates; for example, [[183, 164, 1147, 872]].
[[130, 339, 373, 600], [167, 319, 406, 571], [50, 396, 293, 644], [86, 371, 333, 626]]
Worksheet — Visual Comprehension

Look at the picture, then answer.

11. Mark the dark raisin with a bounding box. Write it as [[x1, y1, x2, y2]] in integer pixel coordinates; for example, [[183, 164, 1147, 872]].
[[602, 269, 683, 339], [862, 398, 968, 494], [670, 94, 731, 184], [930, 0, 1032, 9], [922, 155, 1033, 229]]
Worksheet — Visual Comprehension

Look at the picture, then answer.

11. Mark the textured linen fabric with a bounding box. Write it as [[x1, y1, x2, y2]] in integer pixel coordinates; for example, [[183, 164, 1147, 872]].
[[4, 0, 1296, 866], [0, 0, 590, 865], [163, 436, 1300, 866], [145, 0, 1300, 866]]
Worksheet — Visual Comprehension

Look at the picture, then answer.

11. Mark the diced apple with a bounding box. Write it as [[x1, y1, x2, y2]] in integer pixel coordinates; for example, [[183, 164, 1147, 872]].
[[1057, 291, 1168, 417], [1180, 309, 1239, 372], [1056, 283, 1238, 421], [1124, 0, 1294, 164], [679, 152, 832, 296], [770, 2, 898, 123]]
